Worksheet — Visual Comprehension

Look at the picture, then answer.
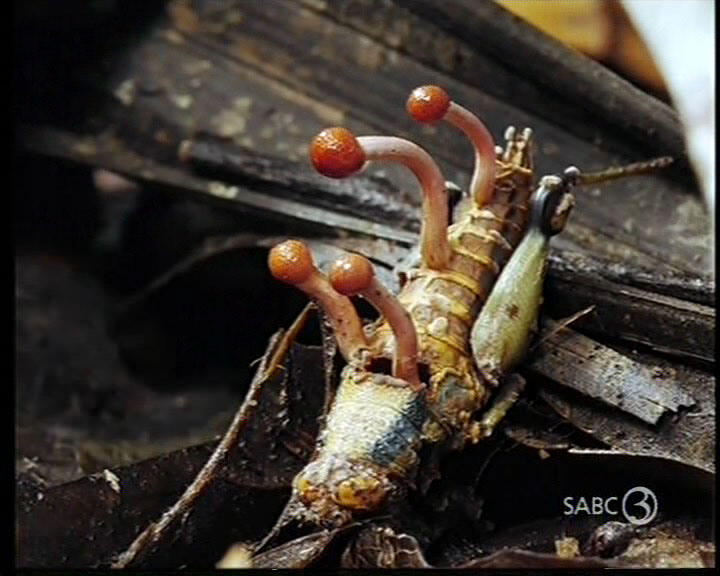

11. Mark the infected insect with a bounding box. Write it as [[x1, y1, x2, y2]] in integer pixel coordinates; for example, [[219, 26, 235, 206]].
[[264, 85, 672, 539]]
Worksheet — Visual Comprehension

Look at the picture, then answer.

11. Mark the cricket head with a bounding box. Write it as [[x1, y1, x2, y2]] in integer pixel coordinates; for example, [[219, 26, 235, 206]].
[[530, 157, 674, 237]]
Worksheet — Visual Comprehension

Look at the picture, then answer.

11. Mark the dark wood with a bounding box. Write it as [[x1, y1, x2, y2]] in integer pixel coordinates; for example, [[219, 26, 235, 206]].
[[179, 138, 421, 232], [18, 126, 417, 246], [18, 125, 714, 366], [549, 248, 714, 306], [539, 358, 715, 473], [17, 335, 329, 568], [543, 261, 715, 364], [402, 0, 687, 163], [529, 321, 696, 425], [171, 0, 709, 276], [15, 0, 711, 275]]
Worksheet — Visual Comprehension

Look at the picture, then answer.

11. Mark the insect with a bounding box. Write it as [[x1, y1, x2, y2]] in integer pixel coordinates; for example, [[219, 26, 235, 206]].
[[265, 85, 672, 538]]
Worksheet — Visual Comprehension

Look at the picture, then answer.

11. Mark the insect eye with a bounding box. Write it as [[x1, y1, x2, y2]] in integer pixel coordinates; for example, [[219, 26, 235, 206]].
[[333, 475, 387, 511]]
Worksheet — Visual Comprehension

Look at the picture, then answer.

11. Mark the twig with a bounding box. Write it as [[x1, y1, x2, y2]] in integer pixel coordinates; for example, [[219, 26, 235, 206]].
[[111, 304, 314, 568], [530, 306, 595, 352]]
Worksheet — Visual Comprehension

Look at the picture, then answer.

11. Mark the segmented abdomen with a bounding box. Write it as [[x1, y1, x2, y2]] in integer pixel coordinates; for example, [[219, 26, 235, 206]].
[[320, 370, 427, 476], [368, 150, 534, 435]]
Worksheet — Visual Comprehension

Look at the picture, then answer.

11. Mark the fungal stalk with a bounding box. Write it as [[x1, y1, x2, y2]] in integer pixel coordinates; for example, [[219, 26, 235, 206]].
[[329, 252, 421, 389], [406, 85, 496, 206], [268, 240, 368, 362], [311, 127, 450, 270]]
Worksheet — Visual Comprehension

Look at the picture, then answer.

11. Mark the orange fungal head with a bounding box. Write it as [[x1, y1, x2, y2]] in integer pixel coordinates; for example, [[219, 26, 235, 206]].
[[268, 240, 315, 285], [310, 127, 366, 178], [329, 253, 374, 295], [406, 85, 450, 124]]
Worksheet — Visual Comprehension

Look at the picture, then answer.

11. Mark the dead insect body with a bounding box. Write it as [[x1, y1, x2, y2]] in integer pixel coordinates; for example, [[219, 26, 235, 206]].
[[266, 85, 671, 534]]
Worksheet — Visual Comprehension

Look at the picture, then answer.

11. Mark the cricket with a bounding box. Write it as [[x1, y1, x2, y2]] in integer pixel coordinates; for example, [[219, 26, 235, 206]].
[[263, 85, 672, 542]]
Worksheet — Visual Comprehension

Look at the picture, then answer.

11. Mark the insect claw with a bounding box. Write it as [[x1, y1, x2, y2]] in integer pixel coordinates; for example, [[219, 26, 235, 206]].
[[501, 124, 532, 165]]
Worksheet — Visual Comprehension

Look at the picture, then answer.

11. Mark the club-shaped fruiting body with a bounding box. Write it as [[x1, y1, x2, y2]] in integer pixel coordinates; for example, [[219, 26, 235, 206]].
[[266, 86, 546, 535], [260, 82, 674, 543], [311, 127, 451, 270], [329, 252, 421, 389], [407, 85, 497, 206], [268, 239, 367, 362]]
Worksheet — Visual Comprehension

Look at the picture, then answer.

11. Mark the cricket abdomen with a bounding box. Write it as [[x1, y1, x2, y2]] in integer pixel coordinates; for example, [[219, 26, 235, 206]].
[[320, 368, 427, 476]]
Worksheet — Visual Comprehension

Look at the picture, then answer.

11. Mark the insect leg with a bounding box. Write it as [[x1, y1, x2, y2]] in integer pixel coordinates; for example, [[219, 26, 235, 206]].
[[470, 175, 575, 386], [466, 373, 526, 442]]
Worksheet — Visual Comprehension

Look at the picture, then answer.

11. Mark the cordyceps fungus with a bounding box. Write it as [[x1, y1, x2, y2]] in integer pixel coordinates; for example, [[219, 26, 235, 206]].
[[268, 239, 368, 362], [310, 126, 450, 271], [329, 252, 421, 390], [407, 85, 496, 206]]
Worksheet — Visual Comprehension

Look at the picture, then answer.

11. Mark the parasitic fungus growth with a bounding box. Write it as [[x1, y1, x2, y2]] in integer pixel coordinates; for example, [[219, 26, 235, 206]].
[[310, 127, 450, 271], [268, 239, 367, 362], [407, 85, 496, 206], [329, 252, 421, 389]]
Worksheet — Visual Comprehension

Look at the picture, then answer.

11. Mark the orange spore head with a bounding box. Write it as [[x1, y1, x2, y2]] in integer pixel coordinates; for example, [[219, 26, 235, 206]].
[[310, 127, 366, 178], [406, 85, 450, 123], [329, 253, 374, 295], [268, 240, 315, 285]]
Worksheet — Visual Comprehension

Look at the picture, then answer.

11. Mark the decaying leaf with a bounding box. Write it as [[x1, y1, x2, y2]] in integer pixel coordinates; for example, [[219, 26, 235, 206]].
[[529, 320, 695, 425], [537, 348, 714, 473], [251, 529, 344, 569], [17, 320, 330, 568]]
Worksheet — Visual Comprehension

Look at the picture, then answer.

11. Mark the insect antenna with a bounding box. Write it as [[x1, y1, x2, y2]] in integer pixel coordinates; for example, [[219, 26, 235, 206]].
[[566, 156, 674, 186]]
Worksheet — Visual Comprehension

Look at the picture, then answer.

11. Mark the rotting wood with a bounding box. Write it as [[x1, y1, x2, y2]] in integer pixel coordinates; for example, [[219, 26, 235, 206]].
[[401, 0, 687, 164], [18, 126, 417, 246], [15, 0, 710, 276], [178, 139, 715, 305], [164, 0, 709, 276], [537, 347, 715, 473], [178, 138, 420, 232], [300, 0, 684, 172], [528, 320, 696, 425], [543, 264, 715, 365], [19, 0, 709, 276], [548, 248, 714, 307], [18, 126, 714, 366]]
